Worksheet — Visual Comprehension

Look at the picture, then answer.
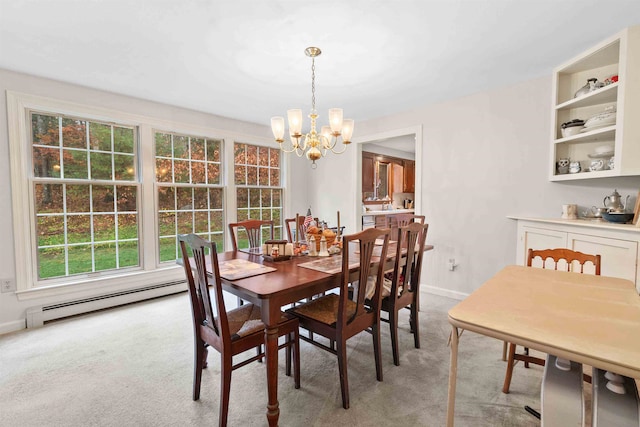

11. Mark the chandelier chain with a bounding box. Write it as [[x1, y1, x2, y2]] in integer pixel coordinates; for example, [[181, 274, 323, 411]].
[[311, 57, 316, 112]]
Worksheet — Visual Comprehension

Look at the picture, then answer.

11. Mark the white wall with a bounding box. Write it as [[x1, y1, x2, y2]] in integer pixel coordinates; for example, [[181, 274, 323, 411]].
[[323, 76, 640, 298], [0, 68, 310, 332]]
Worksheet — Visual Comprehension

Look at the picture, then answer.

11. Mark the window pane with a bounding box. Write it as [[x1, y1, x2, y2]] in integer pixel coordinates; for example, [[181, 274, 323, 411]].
[[270, 168, 280, 187], [194, 211, 209, 233], [61, 118, 87, 149], [37, 215, 64, 246], [258, 146, 269, 166], [114, 127, 134, 154], [67, 215, 91, 244], [114, 154, 135, 181], [158, 212, 176, 236], [247, 166, 258, 185], [118, 214, 138, 239], [90, 123, 112, 151], [207, 139, 221, 162], [192, 161, 206, 184], [235, 164, 246, 185], [93, 215, 115, 242], [35, 183, 63, 213], [119, 240, 139, 267], [176, 187, 192, 210], [174, 160, 190, 183], [247, 145, 258, 165], [158, 186, 175, 211], [269, 149, 280, 168], [33, 147, 61, 178], [193, 187, 208, 209], [237, 188, 248, 209], [67, 244, 92, 275], [207, 163, 220, 184], [63, 149, 88, 179], [66, 185, 91, 213], [38, 247, 65, 279], [32, 114, 59, 146], [155, 133, 172, 157], [173, 135, 189, 159], [177, 211, 193, 234], [156, 158, 172, 182], [210, 188, 223, 209], [91, 152, 113, 180], [210, 210, 223, 231], [116, 186, 137, 212], [94, 243, 117, 271], [159, 237, 177, 262], [191, 138, 205, 161], [92, 186, 115, 212]]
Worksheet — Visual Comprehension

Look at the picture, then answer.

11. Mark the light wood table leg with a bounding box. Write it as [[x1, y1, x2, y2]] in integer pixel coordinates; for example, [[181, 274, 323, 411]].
[[446, 325, 460, 427], [502, 341, 508, 361]]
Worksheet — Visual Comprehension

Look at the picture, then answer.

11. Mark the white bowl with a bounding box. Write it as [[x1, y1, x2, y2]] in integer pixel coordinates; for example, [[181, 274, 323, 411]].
[[595, 145, 614, 154], [561, 126, 584, 138]]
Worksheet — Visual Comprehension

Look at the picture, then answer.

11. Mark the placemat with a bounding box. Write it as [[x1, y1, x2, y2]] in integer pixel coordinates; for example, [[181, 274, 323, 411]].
[[298, 257, 358, 274], [218, 259, 276, 280]]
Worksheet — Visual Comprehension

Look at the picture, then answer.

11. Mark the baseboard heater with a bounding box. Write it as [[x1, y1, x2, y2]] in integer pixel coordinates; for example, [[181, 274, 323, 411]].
[[26, 280, 186, 328]]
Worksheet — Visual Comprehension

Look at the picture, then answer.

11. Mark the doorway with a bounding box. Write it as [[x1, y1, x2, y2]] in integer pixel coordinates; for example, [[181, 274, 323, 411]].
[[354, 126, 422, 230]]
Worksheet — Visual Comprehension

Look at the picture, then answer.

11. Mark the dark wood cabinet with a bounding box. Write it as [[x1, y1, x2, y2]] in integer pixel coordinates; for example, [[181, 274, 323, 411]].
[[362, 152, 375, 193], [403, 160, 415, 193]]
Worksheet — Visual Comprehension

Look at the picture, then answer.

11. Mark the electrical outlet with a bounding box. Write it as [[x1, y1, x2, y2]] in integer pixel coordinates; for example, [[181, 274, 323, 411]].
[[1, 278, 16, 293]]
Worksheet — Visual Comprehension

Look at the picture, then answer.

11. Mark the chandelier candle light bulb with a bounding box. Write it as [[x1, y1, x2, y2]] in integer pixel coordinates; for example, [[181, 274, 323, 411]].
[[271, 46, 354, 168]]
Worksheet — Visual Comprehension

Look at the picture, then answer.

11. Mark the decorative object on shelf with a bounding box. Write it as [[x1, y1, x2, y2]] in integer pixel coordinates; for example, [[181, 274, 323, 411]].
[[561, 119, 585, 137], [569, 161, 581, 174], [590, 206, 609, 219], [557, 158, 570, 174], [589, 159, 605, 171], [561, 204, 578, 220], [584, 106, 616, 129], [608, 156, 615, 170], [603, 189, 629, 212], [270, 47, 354, 168], [574, 78, 600, 98], [602, 211, 634, 224]]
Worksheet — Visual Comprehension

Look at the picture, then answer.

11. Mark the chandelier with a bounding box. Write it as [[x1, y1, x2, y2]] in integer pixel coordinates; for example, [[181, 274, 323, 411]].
[[271, 47, 354, 168]]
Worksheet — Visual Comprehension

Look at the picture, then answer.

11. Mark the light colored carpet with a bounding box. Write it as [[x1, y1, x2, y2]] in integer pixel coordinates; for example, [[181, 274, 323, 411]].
[[0, 292, 543, 426]]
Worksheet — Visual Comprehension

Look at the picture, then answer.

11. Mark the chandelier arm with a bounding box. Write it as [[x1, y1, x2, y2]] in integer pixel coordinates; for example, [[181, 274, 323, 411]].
[[329, 142, 349, 155]]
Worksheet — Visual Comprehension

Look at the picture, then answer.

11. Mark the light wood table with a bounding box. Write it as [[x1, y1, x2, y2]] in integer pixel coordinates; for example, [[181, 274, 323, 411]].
[[446, 265, 640, 426]]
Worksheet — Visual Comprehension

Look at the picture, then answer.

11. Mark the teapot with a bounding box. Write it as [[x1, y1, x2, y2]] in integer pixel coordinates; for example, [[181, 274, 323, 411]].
[[603, 189, 629, 212]]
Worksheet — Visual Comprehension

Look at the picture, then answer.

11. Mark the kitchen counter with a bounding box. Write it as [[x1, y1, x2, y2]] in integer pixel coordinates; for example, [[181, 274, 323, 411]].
[[364, 209, 415, 216]]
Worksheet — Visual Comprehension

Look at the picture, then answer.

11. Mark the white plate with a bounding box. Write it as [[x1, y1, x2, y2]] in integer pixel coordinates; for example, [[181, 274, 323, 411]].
[[588, 152, 614, 159], [580, 123, 615, 132]]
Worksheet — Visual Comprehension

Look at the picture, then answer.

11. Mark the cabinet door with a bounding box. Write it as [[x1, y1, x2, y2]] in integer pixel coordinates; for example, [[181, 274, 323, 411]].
[[391, 163, 404, 195], [403, 160, 415, 193], [568, 233, 638, 283], [518, 226, 568, 267], [362, 152, 375, 193]]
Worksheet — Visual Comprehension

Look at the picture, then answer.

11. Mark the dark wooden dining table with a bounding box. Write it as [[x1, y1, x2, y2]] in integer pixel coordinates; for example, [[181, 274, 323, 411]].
[[206, 242, 434, 426]]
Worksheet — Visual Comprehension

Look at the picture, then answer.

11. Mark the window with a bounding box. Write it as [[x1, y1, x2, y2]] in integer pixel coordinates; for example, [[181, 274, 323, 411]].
[[234, 143, 283, 247], [31, 112, 139, 280], [9, 92, 283, 296], [155, 132, 224, 260]]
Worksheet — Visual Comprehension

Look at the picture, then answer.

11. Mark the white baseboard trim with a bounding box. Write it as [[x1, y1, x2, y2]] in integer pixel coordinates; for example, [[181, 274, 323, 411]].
[[422, 284, 469, 301], [0, 319, 27, 335]]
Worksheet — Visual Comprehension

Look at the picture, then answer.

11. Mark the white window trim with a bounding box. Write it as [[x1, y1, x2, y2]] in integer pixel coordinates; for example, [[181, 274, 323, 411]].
[[7, 91, 280, 301]]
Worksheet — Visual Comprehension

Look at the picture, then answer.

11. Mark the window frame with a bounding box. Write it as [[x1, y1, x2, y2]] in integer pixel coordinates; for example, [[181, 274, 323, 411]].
[[7, 92, 285, 301]]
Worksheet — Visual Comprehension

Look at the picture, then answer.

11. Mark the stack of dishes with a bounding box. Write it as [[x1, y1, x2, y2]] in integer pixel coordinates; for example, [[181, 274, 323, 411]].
[[587, 145, 614, 171], [580, 106, 616, 132]]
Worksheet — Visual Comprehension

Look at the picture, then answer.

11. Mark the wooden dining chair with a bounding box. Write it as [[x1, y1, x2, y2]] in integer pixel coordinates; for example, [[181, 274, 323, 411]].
[[502, 247, 601, 394], [378, 222, 429, 366], [178, 234, 300, 427], [384, 213, 425, 228], [228, 219, 274, 252], [284, 215, 317, 243], [286, 227, 391, 409]]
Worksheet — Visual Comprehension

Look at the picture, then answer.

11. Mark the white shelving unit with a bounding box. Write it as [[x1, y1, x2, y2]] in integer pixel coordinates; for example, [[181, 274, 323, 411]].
[[550, 26, 640, 181]]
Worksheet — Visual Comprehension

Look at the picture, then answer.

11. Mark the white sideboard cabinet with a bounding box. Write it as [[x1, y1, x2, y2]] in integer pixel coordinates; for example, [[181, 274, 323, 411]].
[[512, 218, 639, 293]]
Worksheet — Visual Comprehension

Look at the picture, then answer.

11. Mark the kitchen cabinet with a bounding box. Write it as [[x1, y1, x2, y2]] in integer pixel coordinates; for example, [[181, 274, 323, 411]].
[[362, 151, 375, 193], [550, 26, 640, 181], [513, 218, 640, 293], [403, 160, 415, 193], [391, 162, 404, 195]]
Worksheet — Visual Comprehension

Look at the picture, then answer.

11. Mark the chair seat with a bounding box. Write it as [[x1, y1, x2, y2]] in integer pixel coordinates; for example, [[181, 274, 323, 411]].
[[288, 294, 357, 326], [225, 303, 293, 340]]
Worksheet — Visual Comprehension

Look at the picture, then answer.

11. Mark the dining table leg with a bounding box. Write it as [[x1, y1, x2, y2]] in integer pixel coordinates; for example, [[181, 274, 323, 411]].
[[446, 325, 459, 427], [265, 322, 280, 426]]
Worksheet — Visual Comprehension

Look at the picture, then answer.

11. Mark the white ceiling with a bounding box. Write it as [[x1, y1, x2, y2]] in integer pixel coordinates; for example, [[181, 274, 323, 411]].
[[1, 1, 640, 129]]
